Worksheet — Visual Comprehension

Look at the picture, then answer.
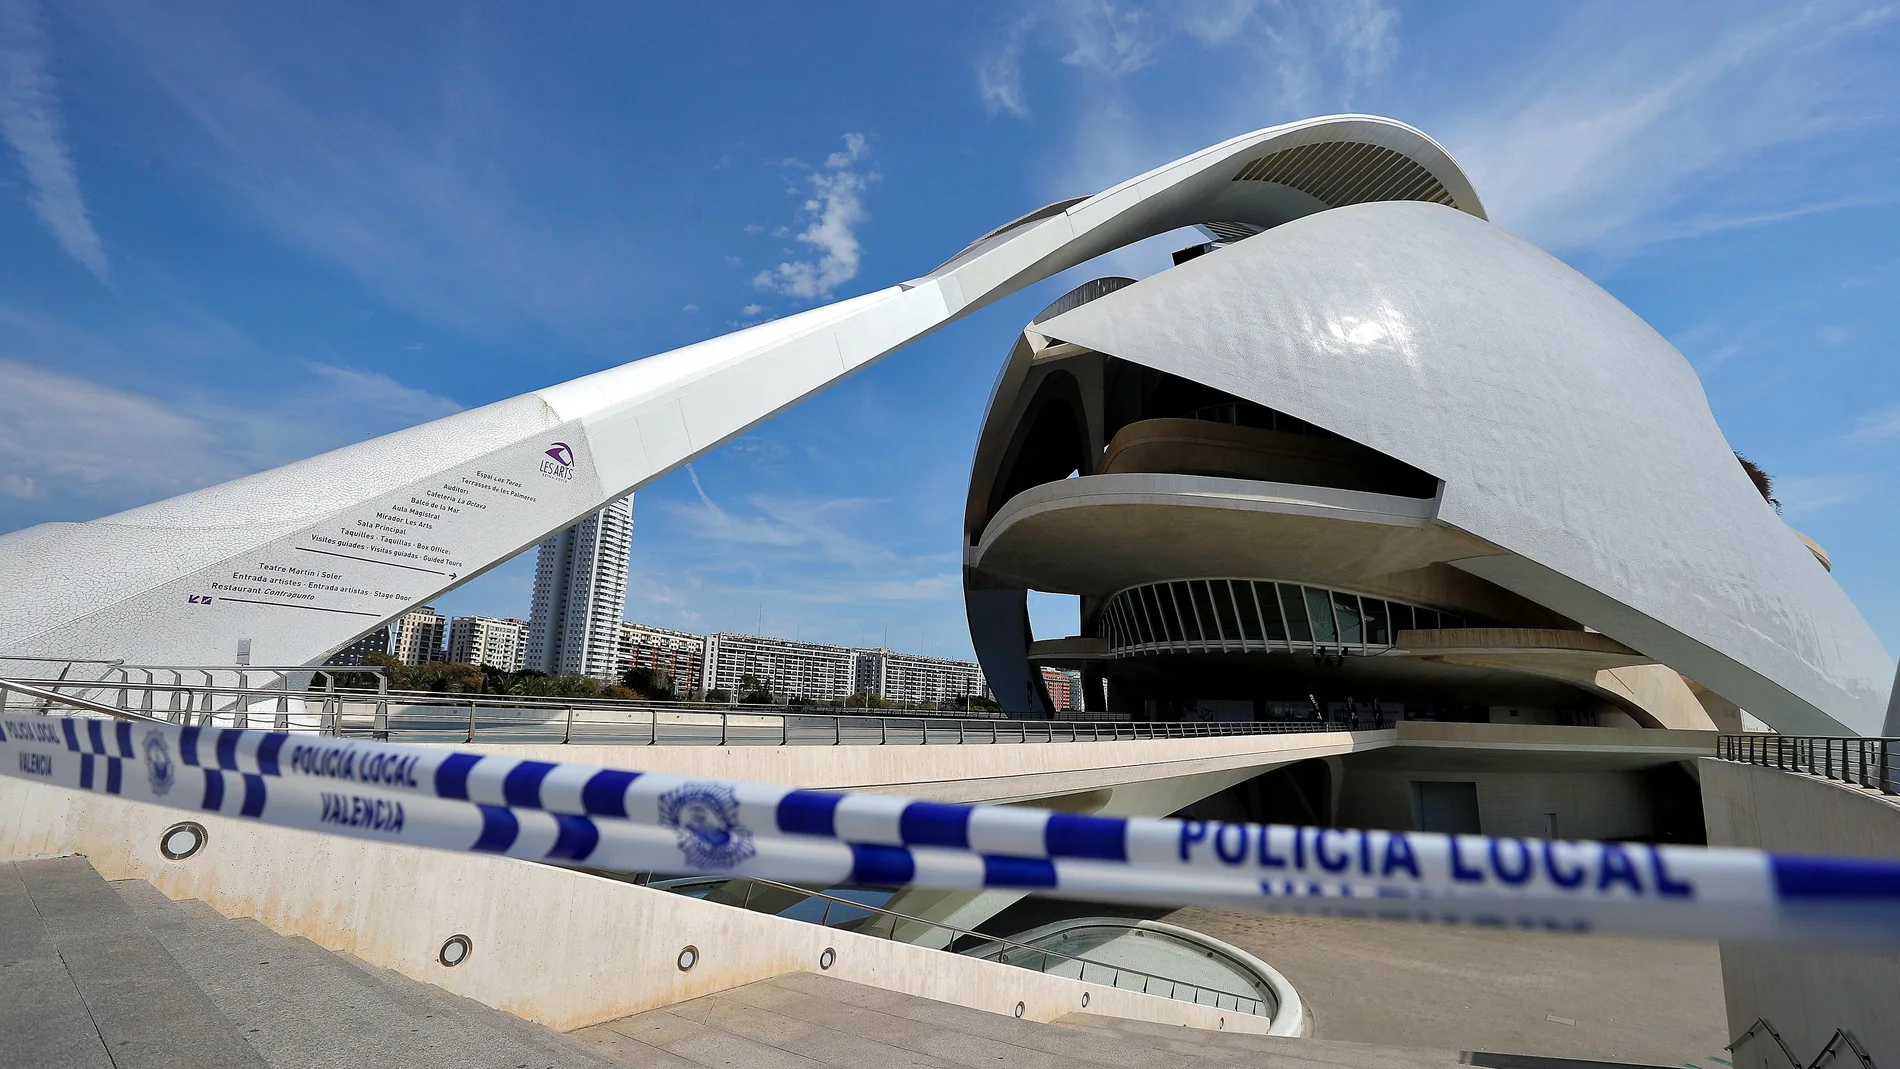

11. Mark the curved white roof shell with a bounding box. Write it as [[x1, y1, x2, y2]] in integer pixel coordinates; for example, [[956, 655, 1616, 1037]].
[[1024, 202, 1891, 736]]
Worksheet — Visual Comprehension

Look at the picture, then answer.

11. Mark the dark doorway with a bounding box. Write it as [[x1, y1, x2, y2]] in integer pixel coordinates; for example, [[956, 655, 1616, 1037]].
[[1414, 781, 1482, 834]]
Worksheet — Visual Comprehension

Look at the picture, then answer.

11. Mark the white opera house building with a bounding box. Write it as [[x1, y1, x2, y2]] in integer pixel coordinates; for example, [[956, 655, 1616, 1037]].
[[1, 114, 1895, 1066]]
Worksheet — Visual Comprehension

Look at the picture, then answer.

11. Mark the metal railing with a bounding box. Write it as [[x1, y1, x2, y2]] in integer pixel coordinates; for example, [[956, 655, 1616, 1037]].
[[0, 674, 1355, 747], [0, 673, 384, 734], [0, 678, 167, 723], [1729, 1018, 1874, 1069], [648, 874, 1273, 1018], [1716, 734, 1896, 796]]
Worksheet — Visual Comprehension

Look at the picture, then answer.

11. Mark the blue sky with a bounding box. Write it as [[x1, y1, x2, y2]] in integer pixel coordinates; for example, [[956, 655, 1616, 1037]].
[[2, 1, 1897, 661]]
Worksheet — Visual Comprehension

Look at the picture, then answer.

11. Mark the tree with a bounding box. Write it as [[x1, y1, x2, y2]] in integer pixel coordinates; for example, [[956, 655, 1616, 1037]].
[[736, 673, 775, 705], [620, 665, 673, 699], [739, 688, 776, 705], [1736, 452, 1780, 512]]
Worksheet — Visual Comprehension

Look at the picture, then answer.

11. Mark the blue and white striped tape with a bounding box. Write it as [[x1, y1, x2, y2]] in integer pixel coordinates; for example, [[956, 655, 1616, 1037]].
[[5, 713, 1898, 946]]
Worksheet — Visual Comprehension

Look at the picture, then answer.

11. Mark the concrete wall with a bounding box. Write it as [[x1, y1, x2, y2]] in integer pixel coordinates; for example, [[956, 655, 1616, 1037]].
[[461, 728, 1368, 803], [1700, 758, 1900, 1069], [1336, 767, 1654, 840], [0, 777, 1276, 1036]]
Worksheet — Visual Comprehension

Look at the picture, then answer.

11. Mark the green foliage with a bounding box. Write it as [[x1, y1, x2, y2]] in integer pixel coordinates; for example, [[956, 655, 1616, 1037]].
[[736, 673, 775, 705], [620, 665, 674, 699], [320, 658, 996, 716], [331, 654, 616, 699]]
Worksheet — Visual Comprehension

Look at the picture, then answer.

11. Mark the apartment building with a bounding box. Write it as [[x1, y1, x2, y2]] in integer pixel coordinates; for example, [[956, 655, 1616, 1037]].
[[389, 607, 446, 667], [447, 615, 529, 671], [701, 633, 857, 701], [618, 622, 705, 692], [858, 648, 993, 705], [525, 496, 633, 680]]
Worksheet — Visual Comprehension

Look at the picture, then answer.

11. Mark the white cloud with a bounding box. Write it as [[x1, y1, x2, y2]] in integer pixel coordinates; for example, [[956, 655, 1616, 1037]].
[[664, 466, 964, 596], [978, 26, 1030, 117], [0, 357, 237, 503], [980, 2, 1891, 270], [1775, 472, 1876, 518], [0, 307, 464, 523], [752, 133, 877, 301], [1848, 405, 1900, 444], [1054, 2, 1163, 76], [977, 1, 1397, 127], [853, 575, 959, 604], [0, 0, 109, 282], [301, 362, 464, 423], [1439, 5, 1898, 256]]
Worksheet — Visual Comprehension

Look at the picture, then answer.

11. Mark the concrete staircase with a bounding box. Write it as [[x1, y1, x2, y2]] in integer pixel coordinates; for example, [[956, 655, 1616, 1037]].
[[5, 855, 1470, 1069]]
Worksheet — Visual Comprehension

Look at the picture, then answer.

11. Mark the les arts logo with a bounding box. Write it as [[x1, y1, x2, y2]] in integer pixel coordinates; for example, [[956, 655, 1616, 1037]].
[[539, 441, 577, 482]]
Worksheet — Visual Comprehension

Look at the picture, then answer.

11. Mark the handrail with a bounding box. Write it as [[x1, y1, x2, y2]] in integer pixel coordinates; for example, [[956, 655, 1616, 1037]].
[[0, 679, 167, 723], [654, 873, 1272, 1017], [11, 674, 972, 717], [1729, 1018, 1875, 1069], [0, 674, 1353, 747], [1715, 734, 1896, 796]]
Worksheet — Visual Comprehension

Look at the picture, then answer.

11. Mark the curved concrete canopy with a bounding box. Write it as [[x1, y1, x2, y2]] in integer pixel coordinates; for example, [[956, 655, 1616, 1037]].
[[1025, 201, 1892, 735], [0, 115, 1481, 671], [972, 472, 1483, 596]]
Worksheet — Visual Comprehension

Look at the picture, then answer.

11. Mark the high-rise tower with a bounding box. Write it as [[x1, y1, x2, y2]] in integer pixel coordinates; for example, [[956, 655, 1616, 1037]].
[[524, 496, 633, 680]]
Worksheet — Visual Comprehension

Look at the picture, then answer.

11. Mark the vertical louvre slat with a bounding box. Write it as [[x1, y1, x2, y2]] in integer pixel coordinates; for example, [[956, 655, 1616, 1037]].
[[1230, 140, 1455, 211]]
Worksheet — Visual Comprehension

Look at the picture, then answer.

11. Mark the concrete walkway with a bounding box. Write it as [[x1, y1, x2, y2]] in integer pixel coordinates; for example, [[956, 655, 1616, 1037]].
[[4, 855, 1717, 1069], [575, 971, 1469, 1069], [1162, 907, 1728, 1066]]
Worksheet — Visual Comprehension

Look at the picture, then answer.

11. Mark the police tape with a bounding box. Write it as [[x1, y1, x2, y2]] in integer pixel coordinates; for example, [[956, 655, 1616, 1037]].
[[4, 712, 1898, 946]]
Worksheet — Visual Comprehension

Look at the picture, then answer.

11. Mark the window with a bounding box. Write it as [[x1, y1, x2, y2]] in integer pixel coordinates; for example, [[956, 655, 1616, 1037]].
[[1142, 586, 1172, 644], [1209, 581, 1243, 645], [1362, 599, 1390, 645], [1100, 580, 1463, 653], [1232, 581, 1264, 641], [1189, 581, 1220, 643], [1332, 591, 1362, 644], [1136, 587, 1162, 645], [1279, 584, 1312, 643], [1168, 582, 1199, 642], [1255, 582, 1288, 642], [1305, 587, 1338, 643]]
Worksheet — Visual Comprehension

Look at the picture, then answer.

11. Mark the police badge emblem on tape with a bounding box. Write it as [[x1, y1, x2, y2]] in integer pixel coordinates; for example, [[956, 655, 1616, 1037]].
[[657, 782, 756, 869], [142, 728, 175, 797]]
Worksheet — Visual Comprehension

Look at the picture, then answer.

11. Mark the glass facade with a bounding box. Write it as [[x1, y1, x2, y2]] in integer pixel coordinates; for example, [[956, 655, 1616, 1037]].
[[1098, 579, 1468, 657]]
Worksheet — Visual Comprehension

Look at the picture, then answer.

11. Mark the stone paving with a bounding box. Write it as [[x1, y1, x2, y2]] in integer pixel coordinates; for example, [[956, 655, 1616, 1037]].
[[1162, 907, 1729, 1066], [575, 971, 1470, 1069], [2, 855, 1728, 1069]]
